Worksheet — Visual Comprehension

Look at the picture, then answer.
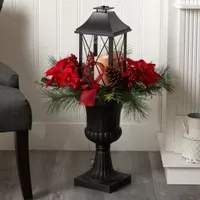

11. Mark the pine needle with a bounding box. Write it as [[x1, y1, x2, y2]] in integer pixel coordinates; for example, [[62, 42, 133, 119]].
[[41, 86, 81, 114], [48, 56, 57, 67], [123, 94, 149, 120], [156, 65, 176, 93]]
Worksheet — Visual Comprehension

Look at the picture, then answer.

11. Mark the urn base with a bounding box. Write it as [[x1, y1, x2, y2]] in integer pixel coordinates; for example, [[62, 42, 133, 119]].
[[74, 171, 131, 193]]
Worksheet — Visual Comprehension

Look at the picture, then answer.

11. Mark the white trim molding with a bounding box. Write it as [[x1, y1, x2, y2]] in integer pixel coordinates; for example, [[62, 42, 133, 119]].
[[175, 0, 200, 10], [160, 0, 169, 133], [175, 4, 200, 9]]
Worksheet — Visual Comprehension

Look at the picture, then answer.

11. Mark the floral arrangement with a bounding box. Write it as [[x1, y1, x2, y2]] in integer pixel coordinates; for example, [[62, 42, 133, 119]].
[[36, 53, 174, 119]]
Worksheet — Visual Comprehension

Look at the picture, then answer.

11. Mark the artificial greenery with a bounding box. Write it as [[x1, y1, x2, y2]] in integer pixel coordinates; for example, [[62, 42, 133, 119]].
[[36, 56, 175, 120]]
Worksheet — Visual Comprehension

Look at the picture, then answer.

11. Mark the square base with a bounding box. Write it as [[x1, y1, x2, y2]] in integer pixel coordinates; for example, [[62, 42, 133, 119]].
[[74, 172, 131, 193]]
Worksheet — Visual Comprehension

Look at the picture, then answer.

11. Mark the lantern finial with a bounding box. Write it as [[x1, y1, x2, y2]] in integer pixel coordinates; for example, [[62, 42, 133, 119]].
[[93, 5, 114, 13]]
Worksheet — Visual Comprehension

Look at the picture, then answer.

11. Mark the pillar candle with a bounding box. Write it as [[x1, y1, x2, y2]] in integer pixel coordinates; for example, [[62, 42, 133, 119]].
[[94, 52, 124, 86], [94, 55, 109, 86]]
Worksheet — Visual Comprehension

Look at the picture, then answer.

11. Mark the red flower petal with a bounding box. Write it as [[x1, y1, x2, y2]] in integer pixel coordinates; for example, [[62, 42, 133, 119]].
[[122, 71, 130, 77], [64, 67, 73, 73], [45, 66, 57, 76], [55, 58, 69, 70], [148, 63, 156, 68], [65, 61, 76, 68], [124, 58, 137, 66]]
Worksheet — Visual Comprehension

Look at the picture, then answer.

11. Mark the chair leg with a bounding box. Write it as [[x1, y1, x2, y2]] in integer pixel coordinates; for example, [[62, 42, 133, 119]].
[[15, 131, 33, 200]]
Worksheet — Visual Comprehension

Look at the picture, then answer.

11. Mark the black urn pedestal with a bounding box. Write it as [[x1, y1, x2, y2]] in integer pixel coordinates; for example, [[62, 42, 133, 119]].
[[74, 101, 131, 193]]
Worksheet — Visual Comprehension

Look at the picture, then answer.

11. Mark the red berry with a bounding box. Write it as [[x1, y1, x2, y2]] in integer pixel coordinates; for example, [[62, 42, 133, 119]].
[[80, 78, 85, 84], [73, 84, 79, 90]]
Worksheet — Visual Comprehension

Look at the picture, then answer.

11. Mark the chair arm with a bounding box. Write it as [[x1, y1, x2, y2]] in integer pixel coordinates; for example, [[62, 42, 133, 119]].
[[0, 62, 19, 88], [0, 0, 4, 12]]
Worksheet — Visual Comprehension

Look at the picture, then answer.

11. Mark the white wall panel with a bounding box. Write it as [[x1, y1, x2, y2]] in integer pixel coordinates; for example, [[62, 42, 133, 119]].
[[81, 0, 100, 24], [60, 0, 79, 56], [121, 0, 140, 59], [38, 0, 57, 68], [142, 0, 161, 63]]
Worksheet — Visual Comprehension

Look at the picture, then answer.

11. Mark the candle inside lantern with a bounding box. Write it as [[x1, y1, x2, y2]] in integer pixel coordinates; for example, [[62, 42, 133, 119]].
[[94, 52, 124, 86], [94, 55, 109, 86]]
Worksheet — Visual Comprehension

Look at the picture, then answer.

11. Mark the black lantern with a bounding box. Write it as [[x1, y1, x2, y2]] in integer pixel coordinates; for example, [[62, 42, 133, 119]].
[[75, 5, 131, 81], [74, 5, 132, 193]]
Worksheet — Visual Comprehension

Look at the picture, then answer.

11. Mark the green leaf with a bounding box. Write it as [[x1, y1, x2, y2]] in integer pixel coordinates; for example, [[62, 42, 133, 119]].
[[41, 77, 49, 83]]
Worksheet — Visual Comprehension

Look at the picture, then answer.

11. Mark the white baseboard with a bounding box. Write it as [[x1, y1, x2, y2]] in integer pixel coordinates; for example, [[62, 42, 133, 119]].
[[165, 168, 200, 185], [0, 122, 160, 151]]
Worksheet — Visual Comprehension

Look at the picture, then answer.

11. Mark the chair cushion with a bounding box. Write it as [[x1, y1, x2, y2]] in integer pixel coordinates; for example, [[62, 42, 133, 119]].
[[0, 86, 32, 132]]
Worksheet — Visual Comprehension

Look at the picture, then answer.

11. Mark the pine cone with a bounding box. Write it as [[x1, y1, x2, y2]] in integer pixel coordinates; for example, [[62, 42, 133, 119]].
[[106, 66, 122, 87]]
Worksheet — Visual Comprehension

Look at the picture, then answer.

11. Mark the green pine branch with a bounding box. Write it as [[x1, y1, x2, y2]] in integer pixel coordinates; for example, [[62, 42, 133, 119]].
[[156, 65, 176, 93], [41, 86, 81, 114], [48, 56, 57, 67], [123, 92, 149, 120]]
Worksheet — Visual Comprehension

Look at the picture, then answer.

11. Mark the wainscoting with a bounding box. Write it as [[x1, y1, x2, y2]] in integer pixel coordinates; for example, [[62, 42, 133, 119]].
[[0, 0, 168, 150]]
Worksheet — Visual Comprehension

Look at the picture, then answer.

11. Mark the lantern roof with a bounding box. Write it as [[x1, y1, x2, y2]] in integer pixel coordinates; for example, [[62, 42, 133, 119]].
[[75, 5, 131, 37]]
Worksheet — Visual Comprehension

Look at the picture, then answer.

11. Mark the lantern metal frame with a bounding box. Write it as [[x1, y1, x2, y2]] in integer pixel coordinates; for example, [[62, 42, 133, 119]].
[[75, 5, 131, 78]]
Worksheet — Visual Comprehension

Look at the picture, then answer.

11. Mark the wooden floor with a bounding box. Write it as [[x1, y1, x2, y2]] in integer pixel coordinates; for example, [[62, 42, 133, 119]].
[[0, 151, 200, 200]]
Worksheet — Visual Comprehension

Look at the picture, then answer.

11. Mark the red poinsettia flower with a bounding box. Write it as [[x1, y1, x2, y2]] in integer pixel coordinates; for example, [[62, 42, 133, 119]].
[[63, 69, 80, 90], [122, 59, 136, 87], [45, 54, 80, 89], [123, 58, 161, 87], [134, 59, 160, 86]]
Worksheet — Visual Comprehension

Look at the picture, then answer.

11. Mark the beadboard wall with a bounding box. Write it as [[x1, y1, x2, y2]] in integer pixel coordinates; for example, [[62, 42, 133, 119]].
[[177, 0, 200, 115], [0, 0, 168, 150], [165, 0, 200, 153]]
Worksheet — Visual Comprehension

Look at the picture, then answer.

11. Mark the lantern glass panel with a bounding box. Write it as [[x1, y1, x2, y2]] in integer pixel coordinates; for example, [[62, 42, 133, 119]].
[[81, 35, 125, 66], [81, 35, 94, 63], [80, 33, 127, 84]]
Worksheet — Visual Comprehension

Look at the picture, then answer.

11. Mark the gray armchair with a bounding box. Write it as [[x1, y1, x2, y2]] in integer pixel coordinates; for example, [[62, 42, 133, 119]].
[[0, 62, 33, 200], [0, 0, 3, 11]]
